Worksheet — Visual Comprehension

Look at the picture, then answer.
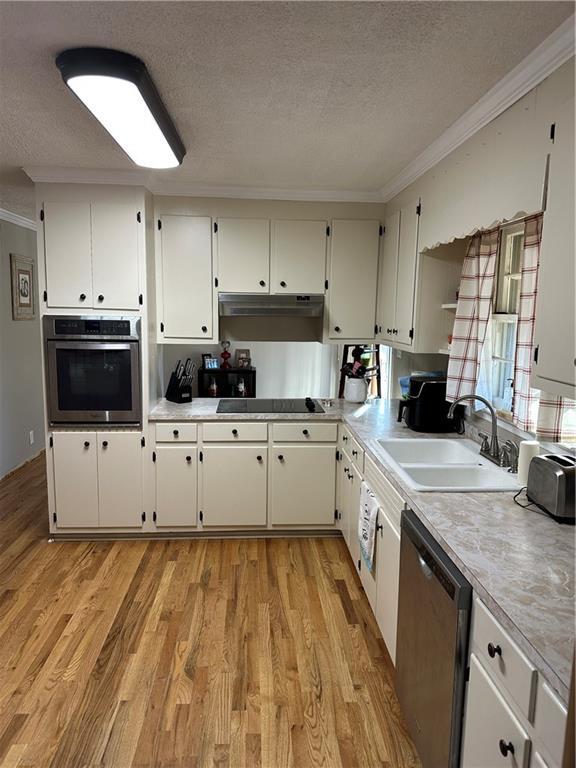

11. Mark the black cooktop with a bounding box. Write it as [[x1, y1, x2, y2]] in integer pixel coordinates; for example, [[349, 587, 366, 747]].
[[216, 398, 325, 414]]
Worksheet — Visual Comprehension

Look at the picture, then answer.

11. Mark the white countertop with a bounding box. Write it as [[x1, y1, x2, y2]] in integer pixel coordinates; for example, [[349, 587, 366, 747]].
[[149, 396, 575, 703]]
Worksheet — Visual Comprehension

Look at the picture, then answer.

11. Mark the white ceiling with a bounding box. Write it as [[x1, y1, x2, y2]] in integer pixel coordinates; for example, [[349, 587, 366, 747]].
[[0, 1, 573, 218]]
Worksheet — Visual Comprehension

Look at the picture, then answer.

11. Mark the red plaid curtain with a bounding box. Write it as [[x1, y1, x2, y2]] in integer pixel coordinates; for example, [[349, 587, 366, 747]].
[[446, 228, 500, 401]]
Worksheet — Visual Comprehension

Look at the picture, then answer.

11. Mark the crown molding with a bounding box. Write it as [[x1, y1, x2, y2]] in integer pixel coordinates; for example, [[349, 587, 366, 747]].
[[0, 208, 36, 231], [22, 166, 151, 186], [149, 180, 383, 203], [380, 15, 575, 202]]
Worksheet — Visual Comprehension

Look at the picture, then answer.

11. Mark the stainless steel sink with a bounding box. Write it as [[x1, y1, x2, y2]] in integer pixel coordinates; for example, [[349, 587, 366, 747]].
[[369, 438, 521, 492]]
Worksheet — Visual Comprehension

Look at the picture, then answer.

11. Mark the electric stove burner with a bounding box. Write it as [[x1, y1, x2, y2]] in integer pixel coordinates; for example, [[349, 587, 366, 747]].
[[216, 397, 325, 414]]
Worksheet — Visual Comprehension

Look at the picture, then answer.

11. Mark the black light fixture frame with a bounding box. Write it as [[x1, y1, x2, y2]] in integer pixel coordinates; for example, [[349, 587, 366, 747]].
[[55, 47, 186, 166]]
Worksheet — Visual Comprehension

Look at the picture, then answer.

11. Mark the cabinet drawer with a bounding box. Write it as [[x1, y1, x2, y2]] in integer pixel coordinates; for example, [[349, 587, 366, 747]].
[[341, 425, 364, 472], [473, 598, 537, 722], [272, 422, 337, 443], [365, 455, 404, 530], [534, 679, 567, 767], [156, 423, 198, 442], [462, 653, 531, 768], [202, 422, 268, 442]]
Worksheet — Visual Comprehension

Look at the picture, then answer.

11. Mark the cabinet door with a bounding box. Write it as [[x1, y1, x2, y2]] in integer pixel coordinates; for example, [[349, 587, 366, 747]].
[[271, 220, 327, 294], [270, 445, 336, 526], [336, 455, 348, 538], [347, 462, 362, 571], [91, 203, 140, 310], [375, 510, 401, 663], [462, 654, 531, 768], [394, 200, 420, 345], [44, 202, 92, 308], [201, 445, 267, 526], [216, 218, 270, 293], [160, 215, 213, 339], [155, 446, 197, 527], [52, 432, 99, 527], [532, 98, 575, 395], [328, 220, 380, 340], [97, 433, 143, 527], [376, 210, 400, 341]]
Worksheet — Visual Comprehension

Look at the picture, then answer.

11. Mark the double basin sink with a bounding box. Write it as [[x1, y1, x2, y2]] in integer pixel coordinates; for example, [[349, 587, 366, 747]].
[[370, 438, 522, 492]]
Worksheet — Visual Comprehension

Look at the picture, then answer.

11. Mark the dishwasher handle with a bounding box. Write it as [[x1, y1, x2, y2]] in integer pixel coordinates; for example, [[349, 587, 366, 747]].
[[402, 508, 472, 608]]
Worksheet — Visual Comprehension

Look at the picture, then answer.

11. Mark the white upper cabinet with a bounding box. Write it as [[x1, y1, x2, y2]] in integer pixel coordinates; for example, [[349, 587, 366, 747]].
[[159, 215, 214, 340], [327, 219, 381, 340], [43, 200, 141, 311], [91, 203, 140, 310], [271, 220, 327, 294], [43, 202, 93, 309], [376, 210, 400, 339], [377, 201, 420, 347], [395, 200, 420, 345], [532, 98, 575, 398], [216, 218, 270, 293]]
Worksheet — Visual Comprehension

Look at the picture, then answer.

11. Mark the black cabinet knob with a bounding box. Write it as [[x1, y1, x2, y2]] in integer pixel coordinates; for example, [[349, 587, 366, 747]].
[[393, 328, 398, 335], [498, 740, 514, 757], [256, 455, 263, 462], [259, 280, 266, 287], [280, 281, 286, 287], [102, 440, 108, 448], [343, 435, 348, 442], [487, 642, 502, 659], [97, 294, 104, 302], [186, 455, 192, 463], [334, 326, 341, 333], [173, 429, 179, 437], [376, 522, 383, 533], [387, 328, 392, 334], [79, 293, 86, 301], [352, 449, 358, 457], [84, 441, 90, 448], [201, 326, 207, 333], [232, 429, 238, 436], [302, 429, 309, 436], [278, 454, 284, 462]]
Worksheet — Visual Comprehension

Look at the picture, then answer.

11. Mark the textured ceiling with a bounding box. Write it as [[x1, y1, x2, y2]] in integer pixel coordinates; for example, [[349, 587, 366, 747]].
[[0, 1, 573, 218]]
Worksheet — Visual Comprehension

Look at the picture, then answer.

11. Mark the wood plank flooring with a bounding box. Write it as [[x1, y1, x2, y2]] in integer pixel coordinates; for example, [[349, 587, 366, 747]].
[[0, 455, 420, 767]]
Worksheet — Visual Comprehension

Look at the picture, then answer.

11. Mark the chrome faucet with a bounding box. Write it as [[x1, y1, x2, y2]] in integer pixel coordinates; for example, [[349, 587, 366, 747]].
[[447, 394, 500, 465]]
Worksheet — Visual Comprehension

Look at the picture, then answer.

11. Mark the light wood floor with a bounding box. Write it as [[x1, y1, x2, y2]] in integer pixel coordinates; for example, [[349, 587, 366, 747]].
[[0, 454, 420, 768]]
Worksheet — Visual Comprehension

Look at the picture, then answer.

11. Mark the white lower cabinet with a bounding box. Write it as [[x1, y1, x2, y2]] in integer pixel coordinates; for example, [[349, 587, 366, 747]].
[[52, 432, 99, 528], [200, 445, 267, 526], [97, 433, 143, 527], [270, 445, 336, 525], [155, 446, 198, 527], [52, 431, 143, 528], [374, 509, 401, 663], [462, 653, 531, 768]]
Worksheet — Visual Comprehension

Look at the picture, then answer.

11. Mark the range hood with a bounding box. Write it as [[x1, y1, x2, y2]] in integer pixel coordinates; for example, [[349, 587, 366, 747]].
[[218, 293, 324, 317]]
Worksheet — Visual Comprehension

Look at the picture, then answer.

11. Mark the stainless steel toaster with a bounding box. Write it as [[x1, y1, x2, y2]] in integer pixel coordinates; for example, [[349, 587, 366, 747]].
[[526, 454, 575, 523]]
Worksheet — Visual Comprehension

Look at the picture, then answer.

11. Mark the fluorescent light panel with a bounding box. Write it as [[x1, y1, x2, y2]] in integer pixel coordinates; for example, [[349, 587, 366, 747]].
[[56, 48, 185, 169]]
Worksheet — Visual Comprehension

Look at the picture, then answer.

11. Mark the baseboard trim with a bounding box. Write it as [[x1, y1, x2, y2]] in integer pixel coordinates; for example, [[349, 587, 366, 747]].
[[0, 449, 45, 485], [50, 529, 343, 542]]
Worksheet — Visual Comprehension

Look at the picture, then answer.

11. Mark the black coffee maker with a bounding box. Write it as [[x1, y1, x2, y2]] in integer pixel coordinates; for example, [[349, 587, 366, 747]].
[[397, 375, 464, 433]]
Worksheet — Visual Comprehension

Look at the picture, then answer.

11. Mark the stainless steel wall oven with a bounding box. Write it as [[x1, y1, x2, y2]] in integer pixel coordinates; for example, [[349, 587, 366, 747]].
[[44, 316, 141, 425]]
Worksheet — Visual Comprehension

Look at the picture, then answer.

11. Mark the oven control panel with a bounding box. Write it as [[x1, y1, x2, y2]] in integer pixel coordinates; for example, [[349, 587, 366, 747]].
[[44, 316, 140, 340]]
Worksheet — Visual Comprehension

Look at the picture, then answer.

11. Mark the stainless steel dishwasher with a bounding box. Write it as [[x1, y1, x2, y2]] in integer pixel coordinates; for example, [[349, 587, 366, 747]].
[[395, 509, 472, 768]]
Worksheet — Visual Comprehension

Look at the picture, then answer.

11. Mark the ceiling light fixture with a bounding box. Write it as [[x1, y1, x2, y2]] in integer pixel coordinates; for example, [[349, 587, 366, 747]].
[[55, 47, 186, 169]]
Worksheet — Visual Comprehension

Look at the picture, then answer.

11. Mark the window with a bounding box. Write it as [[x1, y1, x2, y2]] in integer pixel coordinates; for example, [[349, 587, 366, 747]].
[[479, 223, 524, 419]]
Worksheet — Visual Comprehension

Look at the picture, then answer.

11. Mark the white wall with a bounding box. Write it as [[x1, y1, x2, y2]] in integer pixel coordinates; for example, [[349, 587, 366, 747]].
[[160, 342, 338, 400], [0, 219, 45, 478], [385, 59, 574, 249]]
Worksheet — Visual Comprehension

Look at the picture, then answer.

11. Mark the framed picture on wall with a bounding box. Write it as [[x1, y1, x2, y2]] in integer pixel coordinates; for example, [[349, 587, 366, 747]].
[[10, 253, 35, 321]]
